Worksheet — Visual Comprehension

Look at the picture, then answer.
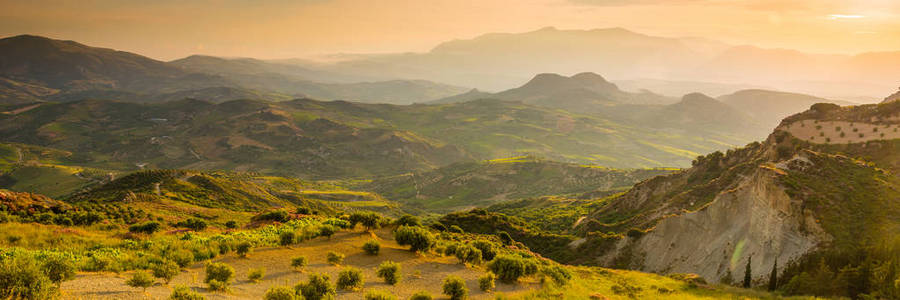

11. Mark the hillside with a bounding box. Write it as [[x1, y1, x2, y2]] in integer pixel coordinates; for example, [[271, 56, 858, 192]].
[[570, 100, 900, 298], [0, 35, 468, 105], [719, 89, 854, 129], [362, 156, 674, 213]]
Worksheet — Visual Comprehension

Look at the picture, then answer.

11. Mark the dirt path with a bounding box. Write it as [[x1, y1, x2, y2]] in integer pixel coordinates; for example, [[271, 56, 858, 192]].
[[62, 228, 539, 299]]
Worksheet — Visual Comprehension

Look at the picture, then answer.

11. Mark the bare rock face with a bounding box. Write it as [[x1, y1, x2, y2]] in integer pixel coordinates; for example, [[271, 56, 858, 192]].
[[883, 87, 900, 103], [621, 166, 827, 282]]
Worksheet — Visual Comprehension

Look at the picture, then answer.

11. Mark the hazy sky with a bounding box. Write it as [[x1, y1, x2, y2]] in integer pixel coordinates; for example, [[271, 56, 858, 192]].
[[2, 0, 899, 61]]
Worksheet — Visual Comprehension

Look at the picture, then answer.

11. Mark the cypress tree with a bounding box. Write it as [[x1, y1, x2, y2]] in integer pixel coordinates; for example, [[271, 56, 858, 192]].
[[768, 259, 778, 291], [743, 255, 752, 288]]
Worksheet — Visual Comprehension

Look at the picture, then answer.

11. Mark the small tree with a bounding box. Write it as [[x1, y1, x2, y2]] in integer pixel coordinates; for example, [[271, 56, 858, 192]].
[[291, 256, 308, 271], [363, 240, 381, 255], [126, 270, 155, 292], [264, 285, 298, 300], [442, 275, 468, 300], [337, 267, 365, 291], [479, 273, 496, 292], [236, 241, 253, 258], [768, 259, 778, 291], [151, 260, 180, 284], [394, 225, 434, 252], [327, 251, 345, 265], [248, 267, 265, 283], [169, 285, 205, 300], [41, 255, 76, 287], [395, 215, 421, 227], [487, 254, 528, 283], [376, 261, 401, 285], [743, 255, 752, 288], [350, 212, 382, 231], [455, 244, 482, 265], [295, 273, 335, 300], [472, 240, 497, 261]]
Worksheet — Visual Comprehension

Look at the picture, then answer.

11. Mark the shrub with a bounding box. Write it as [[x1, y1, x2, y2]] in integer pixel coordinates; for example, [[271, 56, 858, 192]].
[[365, 289, 398, 300], [395, 215, 421, 227], [448, 225, 464, 233], [443, 243, 459, 256], [169, 248, 194, 267], [264, 285, 298, 300], [225, 220, 238, 229], [280, 231, 296, 246], [409, 291, 433, 300], [129, 221, 161, 234], [204, 262, 234, 290], [176, 218, 208, 231], [248, 268, 265, 283], [169, 285, 205, 300], [442, 275, 468, 300], [394, 225, 434, 252], [327, 251, 345, 265], [540, 265, 572, 286], [472, 240, 497, 261], [498, 231, 513, 245], [487, 255, 530, 283], [42, 255, 76, 286], [152, 260, 180, 284], [295, 273, 335, 300], [318, 225, 336, 239], [236, 241, 253, 257], [0, 256, 57, 300], [207, 279, 227, 292], [363, 240, 381, 255], [376, 261, 402, 285], [454, 244, 482, 265], [337, 267, 365, 291], [291, 256, 308, 271], [255, 210, 290, 222], [349, 212, 382, 231], [479, 273, 496, 292], [430, 223, 447, 231], [126, 270, 155, 291]]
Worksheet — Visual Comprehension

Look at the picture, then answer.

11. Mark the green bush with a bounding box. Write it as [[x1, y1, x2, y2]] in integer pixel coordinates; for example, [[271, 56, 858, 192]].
[[394, 225, 434, 252], [169, 285, 205, 300], [442, 275, 468, 300], [449, 225, 464, 233], [207, 279, 227, 292], [430, 223, 447, 232], [128, 221, 161, 234], [337, 267, 365, 291], [126, 270, 155, 291], [248, 268, 265, 283], [443, 243, 459, 256], [498, 231, 513, 245], [395, 215, 421, 227], [295, 273, 335, 300], [408, 291, 433, 300], [254, 210, 290, 222], [176, 218, 208, 231], [42, 255, 76, 286], [454, 244, 482, 265], [363, 240, 381, 255], [319, 225, 336, 239], [291, 256, 308, 271], [365, 289, 398, 300], [204, 262, 234, 290], [479, 273, 495, 292], [264, 285, 298, 300], [487, 255, 530, 283], [225, 220, 238, 229], [236, 241, 253, 257], [0, 256, 57, 300], [280, 231, 296, 246], [151, 260, 180, 284], [327, 251, 345, 265], [376, 261, 401, 285], [540, 265, 572, 286], [472, 240, 497, 261], [350, 212, 381, 231], [169, 248, 194, 267]]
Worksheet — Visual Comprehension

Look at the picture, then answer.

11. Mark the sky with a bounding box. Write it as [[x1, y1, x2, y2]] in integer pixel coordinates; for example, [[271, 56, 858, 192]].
[[1, 0, 899, 61]]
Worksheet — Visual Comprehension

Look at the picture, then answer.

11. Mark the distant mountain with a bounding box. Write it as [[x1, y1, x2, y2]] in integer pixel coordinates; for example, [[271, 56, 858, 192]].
[[882, 87, 900, 103], [719, 89, 854, 129], [0, 35, 469, 104], [654, 93, 760, 135]]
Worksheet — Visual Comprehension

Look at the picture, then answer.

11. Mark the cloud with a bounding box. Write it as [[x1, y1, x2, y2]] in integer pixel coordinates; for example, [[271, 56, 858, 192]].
[[568, 0, 705, 6], [828, 14, 865, 20]]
